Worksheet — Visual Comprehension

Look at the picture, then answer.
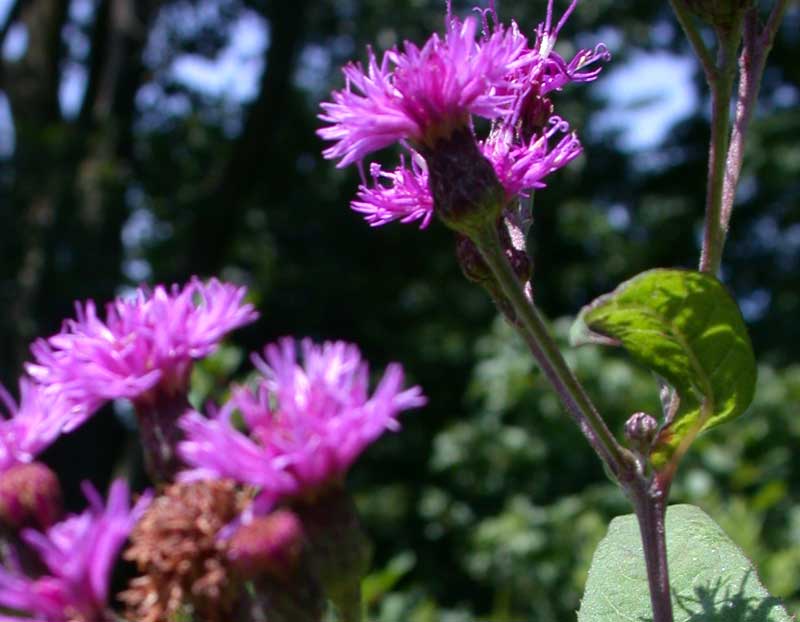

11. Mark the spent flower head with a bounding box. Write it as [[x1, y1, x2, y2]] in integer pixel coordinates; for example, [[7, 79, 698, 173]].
[[178, 337, 426, 509], [0, 480, 150, 622], [26, 278, 258, 423]]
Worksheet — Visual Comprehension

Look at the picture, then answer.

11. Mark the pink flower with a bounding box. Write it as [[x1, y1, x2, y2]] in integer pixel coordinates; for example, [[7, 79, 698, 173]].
[[318, 12, 528, 167], [178, 338, 426, 508], [481, 116, 583, 199], [25, 278, 258, 424], [351, 117, 583, 227], [0, 480, 151, 622], [0, 379, 81, 473], [321, 0, 609, 230], [351, 154, 435, 229]]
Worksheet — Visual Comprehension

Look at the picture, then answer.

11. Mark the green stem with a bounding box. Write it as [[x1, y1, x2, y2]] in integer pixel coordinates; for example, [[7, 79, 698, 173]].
[[472, 225, 634, 482], [668, 0, 717, 81]]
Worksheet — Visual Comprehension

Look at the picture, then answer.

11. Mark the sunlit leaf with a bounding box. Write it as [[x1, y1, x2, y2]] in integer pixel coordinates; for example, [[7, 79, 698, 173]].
[[578, 504, 792, 622], [571, 269, 756, 468]]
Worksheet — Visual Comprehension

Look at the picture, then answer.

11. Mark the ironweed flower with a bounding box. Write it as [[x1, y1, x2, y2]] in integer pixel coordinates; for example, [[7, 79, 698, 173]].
[[0, 480, 151, 622], [353, 116, 583, 228], [26, 278, 258, 418], [178, 338, 426, 508], [318, 8, 528, 166], [320, 0, 609, 232]]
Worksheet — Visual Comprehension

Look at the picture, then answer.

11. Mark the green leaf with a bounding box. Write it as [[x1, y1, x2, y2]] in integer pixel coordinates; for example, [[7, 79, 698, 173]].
[[571, 269, 756, 468], [578, 504, 793, 622]]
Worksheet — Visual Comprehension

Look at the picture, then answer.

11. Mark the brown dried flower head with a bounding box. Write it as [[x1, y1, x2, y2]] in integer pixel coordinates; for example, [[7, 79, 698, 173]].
[[119, 479, 248, 622]]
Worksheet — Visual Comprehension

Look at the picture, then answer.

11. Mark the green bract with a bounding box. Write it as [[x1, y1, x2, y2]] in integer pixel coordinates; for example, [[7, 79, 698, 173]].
[[571, 269, 756, 469], [578, 505, 792, 622]]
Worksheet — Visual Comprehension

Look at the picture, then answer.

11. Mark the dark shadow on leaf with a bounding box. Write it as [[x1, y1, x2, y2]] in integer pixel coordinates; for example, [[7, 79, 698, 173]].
[[670, 570, 791, 622]]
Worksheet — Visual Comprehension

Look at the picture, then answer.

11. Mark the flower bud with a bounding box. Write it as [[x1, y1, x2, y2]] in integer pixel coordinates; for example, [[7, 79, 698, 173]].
[[0, 462, 62, 530], [424, 127, 506, 236], [227, 510, 305, 581], [624, 412, 658, 453]]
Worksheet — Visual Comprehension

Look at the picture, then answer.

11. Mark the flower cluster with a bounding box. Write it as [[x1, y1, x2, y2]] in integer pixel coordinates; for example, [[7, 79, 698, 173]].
[[0, 481, 151, 622], [178, 338, 426, 509], [318, 0, 609, 230]]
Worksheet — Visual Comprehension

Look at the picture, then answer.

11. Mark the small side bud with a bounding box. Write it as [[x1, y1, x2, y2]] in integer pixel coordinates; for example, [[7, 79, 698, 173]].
[[455, 208, 533, 323], [424, 127, 506, 236], [228, 510, 305, 581], [624, 412, 658, 453], [0, 462, 62, 530]]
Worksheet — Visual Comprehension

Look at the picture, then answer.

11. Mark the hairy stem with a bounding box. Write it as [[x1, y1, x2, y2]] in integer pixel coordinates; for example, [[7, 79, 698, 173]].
[[721, 2, 791, 238], [472, 225, 634, 482], [699, 28, 740, 275]]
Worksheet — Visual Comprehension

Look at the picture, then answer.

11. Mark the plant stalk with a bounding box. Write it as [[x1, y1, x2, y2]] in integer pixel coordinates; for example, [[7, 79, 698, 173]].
[[472, 225, 634, 483], [631, 481, 673, 622], [473, 223, 673, 620], [721, 2, 790, 239], [699, 29, 739, 275]]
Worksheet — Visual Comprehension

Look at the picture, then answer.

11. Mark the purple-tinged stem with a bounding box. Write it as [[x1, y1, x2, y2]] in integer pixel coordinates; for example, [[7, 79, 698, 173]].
[[631, 478, 673, 622], [721, 1, 791, 237]]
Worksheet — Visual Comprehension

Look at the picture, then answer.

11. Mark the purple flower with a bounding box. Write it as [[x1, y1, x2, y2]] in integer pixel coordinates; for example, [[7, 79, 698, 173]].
[[0, 480, 151, 622], [178, 338, 426, 508], [321, 0, 609, 231], [481, 116, 583, 199], [351, 154, 435, 229], [351, 117, 582, 227], [0, 379, 80, 473], [318, 10, 528, 166], [26, 278, 258, 423]]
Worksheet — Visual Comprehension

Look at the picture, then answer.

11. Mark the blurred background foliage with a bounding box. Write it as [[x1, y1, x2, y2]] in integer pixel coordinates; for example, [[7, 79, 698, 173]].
[[0, 0, 798, 619]]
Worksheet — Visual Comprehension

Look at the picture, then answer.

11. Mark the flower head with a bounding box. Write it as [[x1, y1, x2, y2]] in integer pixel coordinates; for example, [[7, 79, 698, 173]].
[[318, 11, 528, 166], [321, 0, 609, 232], [0, 480, 151, 622], [26, 278, 258, 421], [178, 338, 426, 508]]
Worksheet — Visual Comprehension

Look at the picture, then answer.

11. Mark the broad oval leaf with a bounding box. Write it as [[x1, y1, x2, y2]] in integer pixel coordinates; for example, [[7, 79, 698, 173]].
[[578, 504, 792, 622], [570, 269, 756, 468]]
